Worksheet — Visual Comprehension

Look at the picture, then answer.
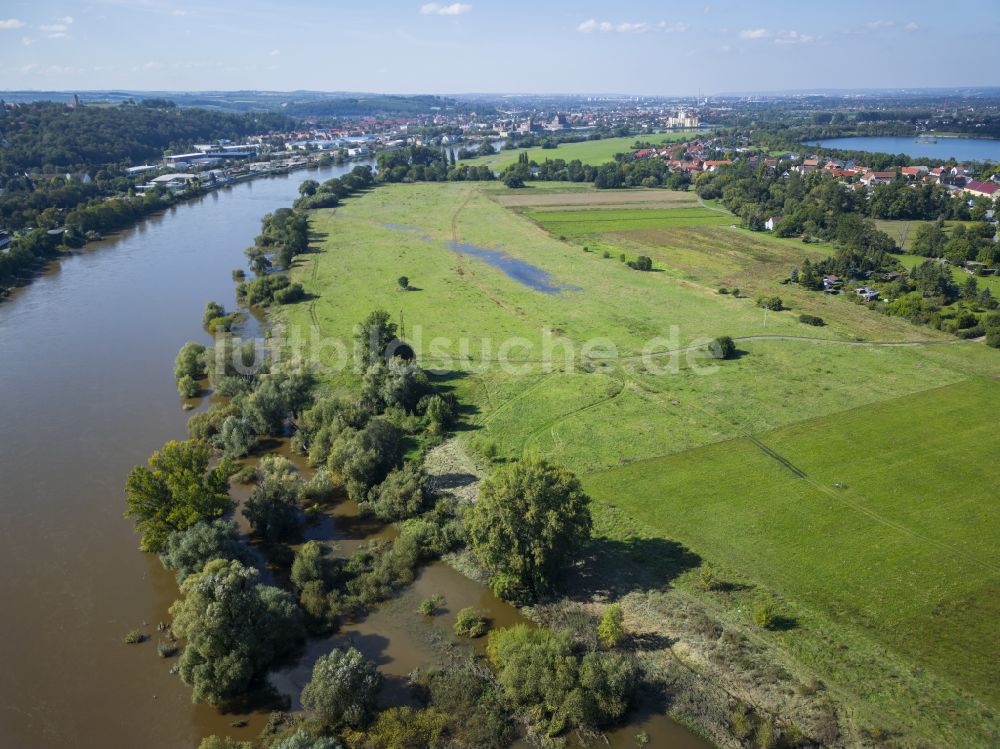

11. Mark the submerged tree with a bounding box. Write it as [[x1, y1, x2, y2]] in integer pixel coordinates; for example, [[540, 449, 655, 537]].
[[170, 559, 303, 704], [300, 646, 381, 728], [124, 440, 233, 552]]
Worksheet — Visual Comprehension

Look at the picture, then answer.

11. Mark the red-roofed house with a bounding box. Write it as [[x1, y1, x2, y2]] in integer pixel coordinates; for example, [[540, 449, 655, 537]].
[[965, 181, 999, 199]]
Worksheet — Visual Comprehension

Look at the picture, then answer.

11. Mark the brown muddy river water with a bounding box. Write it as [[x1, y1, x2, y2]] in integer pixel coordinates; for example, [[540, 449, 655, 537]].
[[0, 167, 711, 748]]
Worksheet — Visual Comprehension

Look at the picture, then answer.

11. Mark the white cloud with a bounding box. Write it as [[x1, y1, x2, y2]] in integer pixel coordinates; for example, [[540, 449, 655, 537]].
[[739, 28, 769, 39], [577, 19, 687, 34], [269, 48, 280, 56], [774, 30, 815, 45], [420, 3, 471, 15], [903, 21, 918, 33], [39, 16, 73, 38], [0, 18, 26, 29]]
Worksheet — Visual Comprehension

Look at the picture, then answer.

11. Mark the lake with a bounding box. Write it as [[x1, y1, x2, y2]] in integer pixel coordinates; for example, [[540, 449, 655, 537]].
[[803, 135, 1000, 162]]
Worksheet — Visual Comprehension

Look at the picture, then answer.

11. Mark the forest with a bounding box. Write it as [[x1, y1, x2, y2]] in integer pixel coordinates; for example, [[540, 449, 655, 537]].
[[0, 100, 290, 173]]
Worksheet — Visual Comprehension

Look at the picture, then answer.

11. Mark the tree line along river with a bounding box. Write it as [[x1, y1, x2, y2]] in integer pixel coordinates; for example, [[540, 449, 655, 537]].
[[0, 163, 710, 749]]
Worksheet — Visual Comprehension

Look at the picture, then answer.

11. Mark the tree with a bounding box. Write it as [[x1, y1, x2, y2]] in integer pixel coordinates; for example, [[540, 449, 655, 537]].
[[299, 179, 320, 197], [597, 604, 625, 648], [217, 415, 257, 458], [124, 440, 233, 552], [169, 559, 304, 704], [300, 647, 382, 728], [363, 462, 428, 522], [178, 374, 200, 398], [290, 540, 335, 591], [159, 518, 257, 583], [242, 455, 302, 542], [327, 418, 403, 501], [708, 335, 736, 360], [203, 301, 226, 327], [911, 221, 946, 257], [175, 342, 207, 381], [397, 276, 409, 290], [467, 457, 592, 603], [355, 309, 397, 367]]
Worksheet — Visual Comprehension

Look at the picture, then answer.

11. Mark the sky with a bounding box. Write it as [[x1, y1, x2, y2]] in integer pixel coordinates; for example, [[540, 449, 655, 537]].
[[0, 0, 997, 95]]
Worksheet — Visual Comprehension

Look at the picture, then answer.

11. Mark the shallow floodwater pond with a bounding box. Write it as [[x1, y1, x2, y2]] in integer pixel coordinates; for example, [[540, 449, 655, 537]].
[[385, 222, 579, 293], [447, 240, 582, 294]]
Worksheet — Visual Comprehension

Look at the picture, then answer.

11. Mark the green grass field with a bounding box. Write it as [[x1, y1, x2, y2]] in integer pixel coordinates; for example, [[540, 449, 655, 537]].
[[462, 132, 694, 171], [279, 181, 1000, 746], [528, 207, 733, 235], [875, 219, 978, 252], [584, 379, 1000, 743]]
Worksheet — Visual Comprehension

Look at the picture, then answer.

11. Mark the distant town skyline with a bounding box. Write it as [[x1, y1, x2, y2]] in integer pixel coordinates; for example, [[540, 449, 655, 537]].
[[0, 0, 997, 94]]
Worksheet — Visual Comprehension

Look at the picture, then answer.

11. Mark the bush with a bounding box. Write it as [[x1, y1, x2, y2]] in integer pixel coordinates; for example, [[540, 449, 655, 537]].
[[363, 707, 448, 748], [798, 314, 825, 326], [956, 325, 985, 340], [157, 640, 178, 658], [707, 335, 735, 360], [752, 601, 779, 629], [487, 625, 637, 734], [454, 607, 489, 638], [273, 282, 305, 305], [627, 255, 653, 271], [597, 604, 624, 648], [718, 287, 729, 294], [122, 628, 144, 644], [602, 250, 611, 258], [756, 295, 783, 311], [696, 566, 720, 591], [177, 374, 200, 398], [397, 276, 409, 290], [418, 594, 445, 616]]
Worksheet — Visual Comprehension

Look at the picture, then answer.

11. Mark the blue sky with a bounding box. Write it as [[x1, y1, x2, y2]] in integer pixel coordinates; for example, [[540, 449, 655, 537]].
[[0, 0, 997, 94]]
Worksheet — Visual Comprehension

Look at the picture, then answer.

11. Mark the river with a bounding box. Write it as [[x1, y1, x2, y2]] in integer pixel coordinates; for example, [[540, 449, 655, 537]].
[[0, 164, 711, 748], [804, 135, 1000, 162]]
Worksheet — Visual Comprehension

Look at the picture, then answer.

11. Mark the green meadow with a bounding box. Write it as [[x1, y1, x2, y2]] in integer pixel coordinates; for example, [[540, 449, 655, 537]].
[[462, 132, 694, 171], [584, 379, 1000, 743], [279, 181, 1000, 746]]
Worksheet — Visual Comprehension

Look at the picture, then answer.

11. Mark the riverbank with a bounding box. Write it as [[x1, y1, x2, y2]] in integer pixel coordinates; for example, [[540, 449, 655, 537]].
[[0, 151, 374, 301], [0, 161, 389, 749]]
